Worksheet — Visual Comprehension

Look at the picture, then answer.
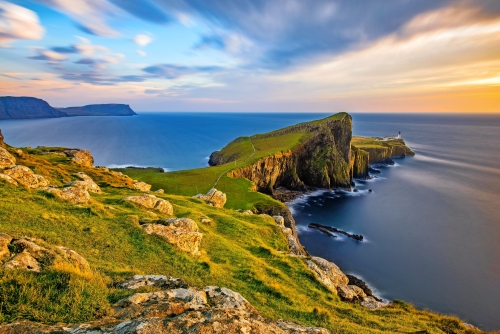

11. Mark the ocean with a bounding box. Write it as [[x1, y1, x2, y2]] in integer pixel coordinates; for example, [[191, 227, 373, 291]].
[[1, 112, 499, 330]]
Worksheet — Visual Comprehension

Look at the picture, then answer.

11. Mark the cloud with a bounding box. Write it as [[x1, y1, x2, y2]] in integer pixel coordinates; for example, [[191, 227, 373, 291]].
[[32, 0, 118, 36], [134, 34, 152, 47], [143, 64, 223, 80], [109, 0, 172, 24], [28, 49, 68, 61], [0, 1, 44, 42], [137, 50, 146, 56]]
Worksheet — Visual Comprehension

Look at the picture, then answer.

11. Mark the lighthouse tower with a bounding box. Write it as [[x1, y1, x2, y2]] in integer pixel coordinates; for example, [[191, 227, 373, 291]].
[[397, 131, 401, 139]]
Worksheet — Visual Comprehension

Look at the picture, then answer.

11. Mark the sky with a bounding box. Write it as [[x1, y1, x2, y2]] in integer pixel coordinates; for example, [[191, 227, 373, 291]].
[[0, 0, 499, 113]]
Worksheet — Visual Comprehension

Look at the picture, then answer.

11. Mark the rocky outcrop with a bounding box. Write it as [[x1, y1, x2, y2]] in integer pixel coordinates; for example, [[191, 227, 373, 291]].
[[117, 275, 188, 290], [57, 104, 137, 116], [47, 186, 91, 204], [2, 165, 49, 189], [66, 172, 101, 194], [306, 256, 386, 309], [221, 113, 353, 194], [0, 129, 4, 147], [351, 138, 415, 178], [0, 146, 16, 169], [63, 149, 94, 168], [142, 218, 202, 256], [260, 205, 307, 256], [0, 234, 89, 273], [0, 96, 67, 120], [193, 188, 227, 208], [0, 280, 329, 333], [132, 181, 152, 192], [123, 194, 174, 214]]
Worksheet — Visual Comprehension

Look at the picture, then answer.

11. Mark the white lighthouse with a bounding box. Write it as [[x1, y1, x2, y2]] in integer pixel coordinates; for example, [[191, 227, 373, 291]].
[[397, 131, 401, 139]]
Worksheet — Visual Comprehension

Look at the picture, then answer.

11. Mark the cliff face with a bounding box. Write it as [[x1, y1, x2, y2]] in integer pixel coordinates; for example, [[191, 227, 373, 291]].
[[58, 104, 137, 116], [351, 138, 415, 178], [0, 97, 67, 120], [227, 114, 353, 194]]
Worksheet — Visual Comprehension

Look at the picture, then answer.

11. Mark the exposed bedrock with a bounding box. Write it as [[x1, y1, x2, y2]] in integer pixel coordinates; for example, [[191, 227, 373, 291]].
[[226, 114, 353, 194]]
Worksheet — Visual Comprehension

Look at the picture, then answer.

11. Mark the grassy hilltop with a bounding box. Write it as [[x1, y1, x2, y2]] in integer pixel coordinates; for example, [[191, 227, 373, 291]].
[[0, 115, 484, 333]]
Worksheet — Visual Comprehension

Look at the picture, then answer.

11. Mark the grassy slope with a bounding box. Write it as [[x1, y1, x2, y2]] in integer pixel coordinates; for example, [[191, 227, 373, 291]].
[[0, 148, 483, 333], [120, 113, 349, 211]]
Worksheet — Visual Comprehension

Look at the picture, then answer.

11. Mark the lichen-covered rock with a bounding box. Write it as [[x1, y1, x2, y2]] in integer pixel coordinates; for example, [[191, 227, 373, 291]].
[[66, 173, 101, 194], [193, 188, 227, 208], [3, 165, 43, 189], [35, 174, 50, 188], [0, 234, 91, 274], [0, 282, 330, 333], [3, 252, 41, 272], [123, 194, 173, 214], [199, 216, 211, 224], [0, 129, 4, 147], [337, 285, 366, 301], [48, 186, 91, 204], [154, 189, 164, 194], [0, 233, 12, 261], [117, 275, 188, 290], [11, 239, 56, 263], [63, 149, 94, 167], [0, 173, 18, 186], [307, 256, 349, 291], [0, 146, 15, 169], [274, 215, 285, 227], [142, 218, 202, 256], [56, 246, 90, 271], [360, 296, 387, 309], [132, 181, 152, 192]]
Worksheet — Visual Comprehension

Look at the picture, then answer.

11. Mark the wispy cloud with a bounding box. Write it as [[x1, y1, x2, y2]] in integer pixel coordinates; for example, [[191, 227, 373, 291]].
[[143, 64, 223, 80], [0, 1, 44, 42]]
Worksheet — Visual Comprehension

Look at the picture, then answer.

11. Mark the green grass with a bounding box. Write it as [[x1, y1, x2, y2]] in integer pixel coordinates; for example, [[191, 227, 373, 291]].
[[0, 138, 484, 333]]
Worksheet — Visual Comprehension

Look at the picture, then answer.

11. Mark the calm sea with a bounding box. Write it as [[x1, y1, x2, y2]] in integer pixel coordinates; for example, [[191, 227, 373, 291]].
[[1, 112, 499, 330]]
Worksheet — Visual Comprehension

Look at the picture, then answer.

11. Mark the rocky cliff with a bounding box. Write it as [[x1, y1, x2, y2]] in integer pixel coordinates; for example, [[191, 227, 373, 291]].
[[0, 97, 67, 120], [351, 138, 415, 178], [58, 104, 137, 116], [214, 113, 354, 195]]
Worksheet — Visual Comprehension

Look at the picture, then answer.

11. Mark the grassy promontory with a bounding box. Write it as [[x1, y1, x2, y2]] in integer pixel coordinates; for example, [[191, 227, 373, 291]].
[[0, 115, 484, 333]]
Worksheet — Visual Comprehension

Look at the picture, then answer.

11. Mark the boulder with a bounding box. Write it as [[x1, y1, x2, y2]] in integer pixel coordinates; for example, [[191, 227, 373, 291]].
[[193, 188, 227, 208], [360, 296, 387, 309], [337, 285, 366, 302], [56, 246, 90, 271], [274, 215, 285, 227], [154, 189, 164, 194], [35, 174, 49, 188], [0, 173, 18, 186], [3, 252, 41, 272], [241, 210, 253, 214], [3, 165, 45, 189], [132, 181, 152, 192], [0, 233, 12, 261], [142, 218, 202, 256], [123, 194, 173, 214], [48, 186, 91, 204], [306, 256, 349, 291], [117, 275, 188, 290], [0, 146, 15, 169], [0, 282, 329, 333], [11, 239, 56, 263], [63, 149, 94, 167], [66, 172, 101, 194]]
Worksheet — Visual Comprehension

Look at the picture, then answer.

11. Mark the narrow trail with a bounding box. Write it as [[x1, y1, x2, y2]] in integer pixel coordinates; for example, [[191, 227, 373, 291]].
[[212, 136, 256, 189]]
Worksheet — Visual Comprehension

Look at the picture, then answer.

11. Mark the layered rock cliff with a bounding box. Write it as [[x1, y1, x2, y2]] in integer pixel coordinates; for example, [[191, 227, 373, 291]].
[[217, 113, 354, 194], [351, 138, 415, 178], [58, 104, 137, 116], [0, 96, 67, 120]]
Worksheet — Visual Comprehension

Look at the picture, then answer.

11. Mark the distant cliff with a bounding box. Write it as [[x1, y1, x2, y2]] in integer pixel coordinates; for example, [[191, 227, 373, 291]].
[[0, 96, 67, 120], [351, 137, 415, 178], [210, 113, 353, 194], [58, 104, 137, 116]]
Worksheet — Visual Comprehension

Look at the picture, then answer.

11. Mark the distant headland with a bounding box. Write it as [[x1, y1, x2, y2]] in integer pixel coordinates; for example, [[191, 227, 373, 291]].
[[0, 96, 137, 120]]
